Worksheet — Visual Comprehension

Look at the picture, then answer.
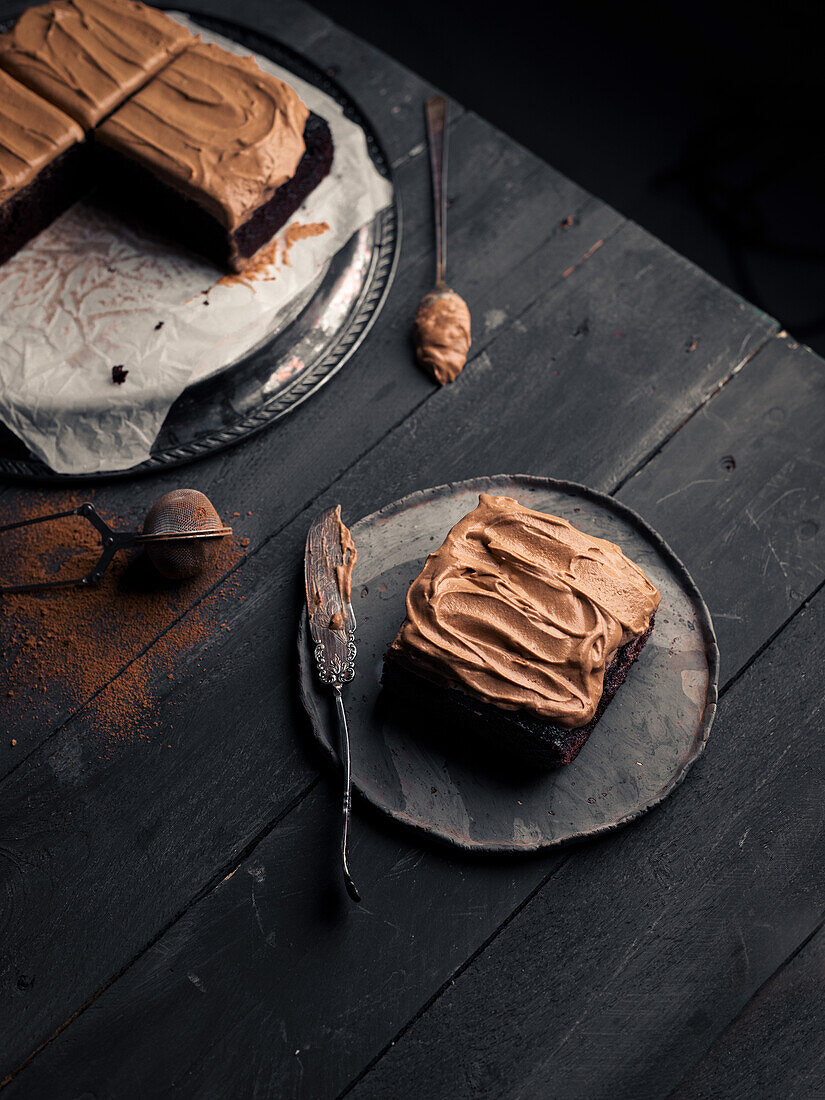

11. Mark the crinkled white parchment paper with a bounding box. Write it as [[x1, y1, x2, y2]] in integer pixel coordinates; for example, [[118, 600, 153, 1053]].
[[0, 15, 393, 474]]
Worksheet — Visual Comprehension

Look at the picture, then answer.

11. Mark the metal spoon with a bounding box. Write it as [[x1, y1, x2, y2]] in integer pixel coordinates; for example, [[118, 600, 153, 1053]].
[[412, 95, 472, 385]]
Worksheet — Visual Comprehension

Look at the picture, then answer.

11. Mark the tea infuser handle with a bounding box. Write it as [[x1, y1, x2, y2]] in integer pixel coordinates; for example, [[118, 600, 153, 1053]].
[[0, 503, 137, 595]]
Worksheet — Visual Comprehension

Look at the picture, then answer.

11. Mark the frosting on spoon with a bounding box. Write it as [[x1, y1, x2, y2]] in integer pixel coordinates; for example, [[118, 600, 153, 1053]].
[[413, 287, 471, 385]]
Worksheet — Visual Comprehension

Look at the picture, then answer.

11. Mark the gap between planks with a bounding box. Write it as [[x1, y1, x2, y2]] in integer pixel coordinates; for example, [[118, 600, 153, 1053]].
[[667, 899, 825, 1098], [612, 328, 781, 496]]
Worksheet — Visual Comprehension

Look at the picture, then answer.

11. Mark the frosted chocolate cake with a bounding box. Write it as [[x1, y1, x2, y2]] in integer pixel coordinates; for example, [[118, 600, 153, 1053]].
[[383, 494, 661, 766], [0, 0, 193, 129], [0, 2, 333, 270], [0, 68, 86, 265], [95, 41, 334, 270]]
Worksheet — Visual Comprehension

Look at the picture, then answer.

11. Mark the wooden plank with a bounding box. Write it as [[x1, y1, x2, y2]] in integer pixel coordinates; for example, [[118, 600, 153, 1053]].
[[2, 109, 614, 772], [4, 330, 819, 1095], [672, 921, 825, 1099], [620, 332, 825, 682]]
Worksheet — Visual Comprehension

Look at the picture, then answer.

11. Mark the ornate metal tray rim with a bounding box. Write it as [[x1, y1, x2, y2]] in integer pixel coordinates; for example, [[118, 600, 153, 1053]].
[[0, 10, 401, 482], [298, 474, 720, 855]]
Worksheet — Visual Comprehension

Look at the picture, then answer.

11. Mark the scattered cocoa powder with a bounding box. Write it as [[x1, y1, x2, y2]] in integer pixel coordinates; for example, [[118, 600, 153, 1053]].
[[1, 489, 246, 752]]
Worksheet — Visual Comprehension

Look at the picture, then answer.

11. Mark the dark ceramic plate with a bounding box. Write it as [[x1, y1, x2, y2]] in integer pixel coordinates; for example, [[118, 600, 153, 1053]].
[[298, 475, 719, 853], [0, 11, 400, 481]]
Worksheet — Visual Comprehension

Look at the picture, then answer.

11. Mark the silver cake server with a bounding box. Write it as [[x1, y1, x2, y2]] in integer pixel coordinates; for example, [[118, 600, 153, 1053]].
[[304, 505, 361, 903]]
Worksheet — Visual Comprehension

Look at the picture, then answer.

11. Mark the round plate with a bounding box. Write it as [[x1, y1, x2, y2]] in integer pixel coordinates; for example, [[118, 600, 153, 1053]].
[[0, 11, 400, 481], [298, 475, 719, 853]]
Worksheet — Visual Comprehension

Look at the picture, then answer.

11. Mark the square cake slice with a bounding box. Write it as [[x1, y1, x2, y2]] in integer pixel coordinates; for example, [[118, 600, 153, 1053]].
[[0, 0, 193, 129], [0, 68, 87, 264], [95, 41, 334, 271], [383, 493, 661, 766]]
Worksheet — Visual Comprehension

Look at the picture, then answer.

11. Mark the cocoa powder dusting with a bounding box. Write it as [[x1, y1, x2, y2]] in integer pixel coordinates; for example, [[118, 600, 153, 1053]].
[[1, 490, 247, 752]]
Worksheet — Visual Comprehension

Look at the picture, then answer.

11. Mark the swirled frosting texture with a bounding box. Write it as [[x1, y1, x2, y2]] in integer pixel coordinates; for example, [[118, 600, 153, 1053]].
[[97, 42, 310, 230], [388, 494, 661, 727], [0, 68, 82, 201], [0, 0, 193, 129], [413, 288, 471, 384]]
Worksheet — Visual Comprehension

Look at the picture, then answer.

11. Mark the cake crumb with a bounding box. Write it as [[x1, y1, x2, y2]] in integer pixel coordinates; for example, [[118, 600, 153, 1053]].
[[111, 365, 128, 384], [154, 321, 164, 330]]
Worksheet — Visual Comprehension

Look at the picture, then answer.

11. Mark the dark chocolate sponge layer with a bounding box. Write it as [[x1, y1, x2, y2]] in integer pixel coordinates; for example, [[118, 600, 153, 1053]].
[[93, 112, 333, 271], [0, 141, 90, 266], [231, 113, 333, 265], [382, 617, 655, 768]]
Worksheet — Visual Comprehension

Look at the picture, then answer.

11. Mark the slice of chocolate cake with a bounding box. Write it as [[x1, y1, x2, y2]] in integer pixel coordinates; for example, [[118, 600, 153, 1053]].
[[0, 0, 193, 130], [383, 493, 661, 767], [0, 69, 87, 265], [95, 42, 334, 271]]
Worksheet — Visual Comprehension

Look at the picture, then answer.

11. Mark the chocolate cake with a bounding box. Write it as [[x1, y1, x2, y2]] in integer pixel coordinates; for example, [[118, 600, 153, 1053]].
[[0, 68, 87, 265], [0, 0, 193, 129], [0, 3, 333, 271], [383, 494, 661, 766], [95, 42, 334, 270]]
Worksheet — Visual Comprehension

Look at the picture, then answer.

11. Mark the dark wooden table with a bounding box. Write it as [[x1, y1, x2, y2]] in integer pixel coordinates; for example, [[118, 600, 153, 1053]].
[[1, 1, 824, 1096]]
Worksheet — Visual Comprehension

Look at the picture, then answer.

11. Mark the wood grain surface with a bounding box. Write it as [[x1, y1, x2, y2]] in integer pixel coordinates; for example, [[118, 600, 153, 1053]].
[[0, 0, 822, 1095]]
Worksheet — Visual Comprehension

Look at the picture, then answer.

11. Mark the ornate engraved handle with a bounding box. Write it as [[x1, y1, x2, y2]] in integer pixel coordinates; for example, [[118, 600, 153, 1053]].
[[311, 629, 361, 903], [313, 632, 357, 686]]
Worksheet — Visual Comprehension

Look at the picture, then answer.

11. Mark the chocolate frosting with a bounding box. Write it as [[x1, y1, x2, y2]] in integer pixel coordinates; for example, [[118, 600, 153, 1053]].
[[97, 42, 310, 230], [388, 494, 661, 727], [0, 68, 82, 202], [413, 287, 471, 385], [0, 0, 193, 129], [308, 505, 356, 632], [334, 505, 357, 607]]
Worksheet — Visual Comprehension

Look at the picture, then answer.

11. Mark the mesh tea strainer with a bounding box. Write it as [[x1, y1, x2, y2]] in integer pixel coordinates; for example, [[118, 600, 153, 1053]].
[[0, 489, 233, 594]]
